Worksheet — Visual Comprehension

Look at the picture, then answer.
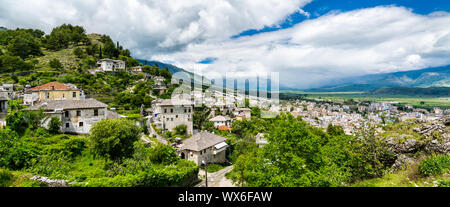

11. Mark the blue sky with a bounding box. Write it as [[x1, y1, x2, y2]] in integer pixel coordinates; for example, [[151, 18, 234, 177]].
[[234, 0, 450, 38], [1, 0, 450, 89]]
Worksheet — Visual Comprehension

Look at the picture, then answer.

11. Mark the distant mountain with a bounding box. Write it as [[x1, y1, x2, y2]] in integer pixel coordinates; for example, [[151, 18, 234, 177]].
[[307, 65, 450, 92], [0, 27, 7, 31], [371, 87, 450, 97], [137, 59, 193, 76]]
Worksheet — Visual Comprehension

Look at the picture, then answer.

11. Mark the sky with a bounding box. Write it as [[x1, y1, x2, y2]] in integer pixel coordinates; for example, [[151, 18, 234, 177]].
[[1, 0, 450, 89]]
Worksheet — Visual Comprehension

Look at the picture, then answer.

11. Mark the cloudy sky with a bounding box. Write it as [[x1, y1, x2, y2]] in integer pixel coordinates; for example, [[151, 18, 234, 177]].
[[1, 0, 450, 89]]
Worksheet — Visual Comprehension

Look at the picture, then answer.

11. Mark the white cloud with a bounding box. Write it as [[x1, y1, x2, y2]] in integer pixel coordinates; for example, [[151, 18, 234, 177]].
[[0, 0, 311, 54], [1, 2, 449, 89], [152, 6, 450, 88]]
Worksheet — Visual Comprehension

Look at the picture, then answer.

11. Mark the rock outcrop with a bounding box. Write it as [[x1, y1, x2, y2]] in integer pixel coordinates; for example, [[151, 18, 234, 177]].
[[30, 176, 68, 187]]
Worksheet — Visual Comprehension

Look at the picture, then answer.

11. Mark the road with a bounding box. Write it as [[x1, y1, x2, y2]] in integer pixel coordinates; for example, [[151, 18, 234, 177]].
[[196, 165, 236, 187]]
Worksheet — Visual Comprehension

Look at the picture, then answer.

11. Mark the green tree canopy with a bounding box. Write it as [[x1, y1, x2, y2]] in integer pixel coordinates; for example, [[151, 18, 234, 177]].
[[89, 118, 141, 161]]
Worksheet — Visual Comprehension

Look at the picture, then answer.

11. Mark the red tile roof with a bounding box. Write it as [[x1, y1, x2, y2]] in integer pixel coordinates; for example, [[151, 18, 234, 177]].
[[218, 125, 231, 131], [30, 82, 77, 91]]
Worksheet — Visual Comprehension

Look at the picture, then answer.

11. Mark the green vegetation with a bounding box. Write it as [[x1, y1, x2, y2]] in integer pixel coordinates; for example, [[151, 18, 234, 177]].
[[89, 119, 141, 161], [0, 103, 198, 187], [0, 168, 14, 187], [418, 155, 450, 177], [226, 113, 396, 187], [281, 92, 450, 109]]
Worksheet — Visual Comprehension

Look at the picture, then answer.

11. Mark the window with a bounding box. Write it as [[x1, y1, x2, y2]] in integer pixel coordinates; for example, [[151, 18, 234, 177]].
[[73, 92, 76, 98], [164, 109, 167, 113], [65, 111, 69, 118], [176, 115, 178, 118], [170, 108, 173, 113], [200, 151, 202, 155], [184, 109, 187, 113], [94, 109, 98, 116], [45, 93, 50, 99], [65, 123, 69, 128], [79, 122, 83, 127], [171, 118, 173, 121], [188, 108, 191, 113], [77, 110, 81, 117], [62, 93, 65, 98]]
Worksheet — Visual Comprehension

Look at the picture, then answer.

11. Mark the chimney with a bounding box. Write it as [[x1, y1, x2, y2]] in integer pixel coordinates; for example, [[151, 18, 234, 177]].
[[51, 86, 55, 90]]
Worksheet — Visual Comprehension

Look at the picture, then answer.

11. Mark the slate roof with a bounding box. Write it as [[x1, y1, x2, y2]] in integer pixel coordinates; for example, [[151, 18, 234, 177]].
[[209, 115, 231, 122], [26, 99, 107, 111], [179, 131, 227, 152], [30, 82, 78, 91], [155, 98, 193, 106]]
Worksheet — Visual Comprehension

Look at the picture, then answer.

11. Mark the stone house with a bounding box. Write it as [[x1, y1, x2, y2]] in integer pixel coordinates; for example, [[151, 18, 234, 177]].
[[152, 99, 194, 135], [26, 99, 108, 134], [24, 82, 83, 106], [233, 108, 251, 120], [209, 115, 232, 128], [0, 84, 14, 99], [178, 131, 228, 165], [0, 96, 8, 128], [152, 86, 168, 96], [97, 58, 126, 72], [153, 76, 165, 86]]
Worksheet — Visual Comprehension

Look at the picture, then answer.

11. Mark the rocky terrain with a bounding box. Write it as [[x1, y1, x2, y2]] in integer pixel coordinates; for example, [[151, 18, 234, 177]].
[[388, 116, 450, 170]]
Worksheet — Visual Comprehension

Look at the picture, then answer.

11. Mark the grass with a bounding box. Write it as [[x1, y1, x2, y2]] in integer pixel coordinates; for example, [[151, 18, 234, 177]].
[[202, 163, 230, 173], [352, 160, 450, 187], [290, 93, 450, 109]]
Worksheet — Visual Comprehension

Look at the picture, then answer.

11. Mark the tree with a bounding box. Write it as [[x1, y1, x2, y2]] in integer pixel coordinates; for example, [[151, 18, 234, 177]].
[[49, 58, 63, 70], [89, 119, 141, 161], [48, 116, 61, 134], [174, 124, 187, 135], [251, 107, 261, 118], [0, 55, 33, 73], [73, 47, 84, 58], [7, 32, 42, 59], [326, 124, 345, 137], [103, 39, 116, 58]]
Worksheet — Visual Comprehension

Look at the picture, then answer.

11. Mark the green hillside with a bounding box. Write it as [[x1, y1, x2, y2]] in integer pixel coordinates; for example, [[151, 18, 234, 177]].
[[0, 24, 176, 114]]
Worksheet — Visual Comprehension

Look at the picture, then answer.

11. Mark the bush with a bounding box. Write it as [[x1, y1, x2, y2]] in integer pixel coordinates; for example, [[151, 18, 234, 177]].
[[419, 155, 450, 176], [48, 116, 62, 134], [437, 180, 450, 187], [0, 168, 14, 187], [89, 119, 141, 161], [49, 58, 63, 70], [174, 124, 187, 135]]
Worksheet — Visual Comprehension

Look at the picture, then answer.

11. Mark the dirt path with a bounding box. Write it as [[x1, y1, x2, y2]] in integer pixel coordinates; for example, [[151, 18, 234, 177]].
[[196, 165, 236, 187]]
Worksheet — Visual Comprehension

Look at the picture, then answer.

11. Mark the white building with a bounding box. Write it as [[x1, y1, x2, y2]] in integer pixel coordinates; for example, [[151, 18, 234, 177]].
[[178, 131, 228, 165], [209, 115, 232, 128], [152, 99, 194, 135], [97, 59, 126, 72], [26, 99, 109, 134]]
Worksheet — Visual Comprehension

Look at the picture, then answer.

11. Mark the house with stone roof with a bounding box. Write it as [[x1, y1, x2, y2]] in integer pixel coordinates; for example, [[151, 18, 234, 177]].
[[97, 58, 126, 72], [209, 115, 232, 128], [178, 131, 228, 165], [152, 98, 194, 135], [24, 82, 83, 106], [26, 99, 109, 134]]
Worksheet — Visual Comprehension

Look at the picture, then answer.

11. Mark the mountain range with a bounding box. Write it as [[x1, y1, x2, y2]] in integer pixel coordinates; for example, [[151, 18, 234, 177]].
[[306, 65, 450, 92], [137, 59, 450, 94]]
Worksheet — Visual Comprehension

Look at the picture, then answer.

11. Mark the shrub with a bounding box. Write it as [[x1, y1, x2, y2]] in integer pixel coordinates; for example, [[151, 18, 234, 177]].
[[49, 58, 62, 70], [48, 116, 62, 134], [437, 180, 450, 187], [174, 124, 187, 135], [89, 119, 141, 161], [418, 155, 450, 176], [0, 168, 14, 187]]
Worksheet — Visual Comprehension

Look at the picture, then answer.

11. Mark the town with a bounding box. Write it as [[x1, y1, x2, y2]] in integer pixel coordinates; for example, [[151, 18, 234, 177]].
[[0, 23, 448, 188]]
